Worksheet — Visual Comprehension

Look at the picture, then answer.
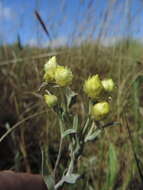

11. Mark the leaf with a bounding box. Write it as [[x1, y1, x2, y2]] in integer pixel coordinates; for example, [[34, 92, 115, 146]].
[[104, 143, 118, 190], [62, 128, 77, 138], [73, 115, 78, 130], [139, 107, 143, 116], [84, 129, 101, 142], [82, 118, 90, 136], [62, 174, 80, 184], [65, 87, 77, 109], [43, 175, 55, 190]]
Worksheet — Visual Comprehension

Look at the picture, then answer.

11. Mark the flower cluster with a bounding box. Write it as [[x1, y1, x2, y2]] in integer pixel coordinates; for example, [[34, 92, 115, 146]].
[[83, 75, 103, 99], [40, 56, 117, 190], [83, 74, 114, 120], [43, 56, 115, 121], [43, 56, 73, 107], [43, 56, 73, 87]]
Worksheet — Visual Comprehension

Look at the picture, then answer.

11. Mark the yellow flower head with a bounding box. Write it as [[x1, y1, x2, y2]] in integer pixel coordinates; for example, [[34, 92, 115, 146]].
[[43, 56, 57, 82], [44, 56, 57, 72], [55, 66, 73, 87], [44, 94, 58, 108], [102, 78, 115, 92], [91, 101, 110, 120], [83, 75, 103, 99]]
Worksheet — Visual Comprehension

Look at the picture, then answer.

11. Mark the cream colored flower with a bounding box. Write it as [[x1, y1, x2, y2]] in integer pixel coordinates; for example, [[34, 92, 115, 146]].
[[43, 56, 57, 82], [44, 56, 57, 72], [102, 78, 114, 92], [83, 75, 103, 99], [55, 66, 73, 87], [44, 94, 58, 107], [43, 70, 55, 82], [91, 101, 110, 120]]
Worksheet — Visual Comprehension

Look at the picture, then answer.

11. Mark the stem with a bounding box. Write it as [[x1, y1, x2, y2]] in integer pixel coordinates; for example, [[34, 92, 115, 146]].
[[54, 155, 75, 190], [66, 158, 74, 176], [55, 136, 84, 189], [53, 136, 63, 179], [55, 178, 64, 189]]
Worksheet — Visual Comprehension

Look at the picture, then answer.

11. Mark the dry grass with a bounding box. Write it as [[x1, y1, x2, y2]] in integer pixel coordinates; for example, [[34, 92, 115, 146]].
[[0, 39, 143, 190], [1, 0, 143, 189]]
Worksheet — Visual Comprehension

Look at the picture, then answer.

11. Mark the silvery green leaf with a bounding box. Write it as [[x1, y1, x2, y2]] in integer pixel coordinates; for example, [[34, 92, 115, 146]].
[[84, 129, 101, 142], [103, 143, 119, 190], [86, 122, 96, 137], [82, 118, 90, 136], [63, 174, 80, 184], [62, 128, 77, 138], [139, 107, 143, 116], [65, 87, 77, 109], [43, 175, 55, 190], [89, 185, 94, 190], [73, 115, 78, 130]]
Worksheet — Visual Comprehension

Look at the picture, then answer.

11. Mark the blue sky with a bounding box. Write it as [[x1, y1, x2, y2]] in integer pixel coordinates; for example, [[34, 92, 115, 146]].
[[0, 0, 143, 47]]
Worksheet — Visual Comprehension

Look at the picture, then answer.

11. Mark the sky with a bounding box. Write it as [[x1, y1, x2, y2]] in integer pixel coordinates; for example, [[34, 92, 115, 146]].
[[0, 0, 143, 47]]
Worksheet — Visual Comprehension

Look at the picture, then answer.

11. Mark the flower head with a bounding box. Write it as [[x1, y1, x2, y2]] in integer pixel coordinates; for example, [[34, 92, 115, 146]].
[[55, 66, 73, 87], [83, 75, 103, 99], [44, 94, 58, 108], [91, 101, 110, 120], [102, 78, 115, 92], [44, 56, 57, 72], [43, 56, 57, 82]]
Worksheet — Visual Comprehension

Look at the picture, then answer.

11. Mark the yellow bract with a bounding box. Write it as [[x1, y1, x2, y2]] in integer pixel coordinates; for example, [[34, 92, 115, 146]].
[[83, 75, 103, 99], [44, 56, 57, 72], [91, 101, 110, 120], [44, 94, 58, 108], [43, 56, 73, 87], [55, 66, 73, 87], [43, 56, 58, 82], [102, 78, 114, 92]]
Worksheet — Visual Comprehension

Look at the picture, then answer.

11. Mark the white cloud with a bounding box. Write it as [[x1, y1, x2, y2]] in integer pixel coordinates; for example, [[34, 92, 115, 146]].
[[28, 38, 38, 47], [50, 37, 67, 48], [99, 37, 122, 47], [0, 2, 13, 20], [28, 37, 67, 48], [28, 36, 127, 48]]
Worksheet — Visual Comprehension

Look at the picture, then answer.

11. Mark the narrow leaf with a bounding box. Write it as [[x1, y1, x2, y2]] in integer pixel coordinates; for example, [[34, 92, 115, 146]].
[[84, 129, 101, 142], [73, 115, 78, 130], [62, 128, 77, 138], [62, 174, 80, 184], [105, 143, 118, 190], [65, 87, 77, 109], [43, 175, 55, 190]]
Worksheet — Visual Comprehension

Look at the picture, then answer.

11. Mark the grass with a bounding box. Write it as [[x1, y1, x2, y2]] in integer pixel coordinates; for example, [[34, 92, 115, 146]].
[[0, 37, 143, 189]]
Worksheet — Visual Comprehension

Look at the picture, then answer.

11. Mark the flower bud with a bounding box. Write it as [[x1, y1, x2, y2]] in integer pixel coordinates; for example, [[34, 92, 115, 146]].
[[44, 94, 58, 108], [83, 75, 103, 99], [102, 78, 114, 92], [43, 56, 57, 82], [55, 66, 73, 87], [91, 101, 110, 120]]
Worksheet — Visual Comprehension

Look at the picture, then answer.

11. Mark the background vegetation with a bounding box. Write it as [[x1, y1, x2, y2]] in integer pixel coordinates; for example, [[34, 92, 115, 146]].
[[0, 0, 143, 189]]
